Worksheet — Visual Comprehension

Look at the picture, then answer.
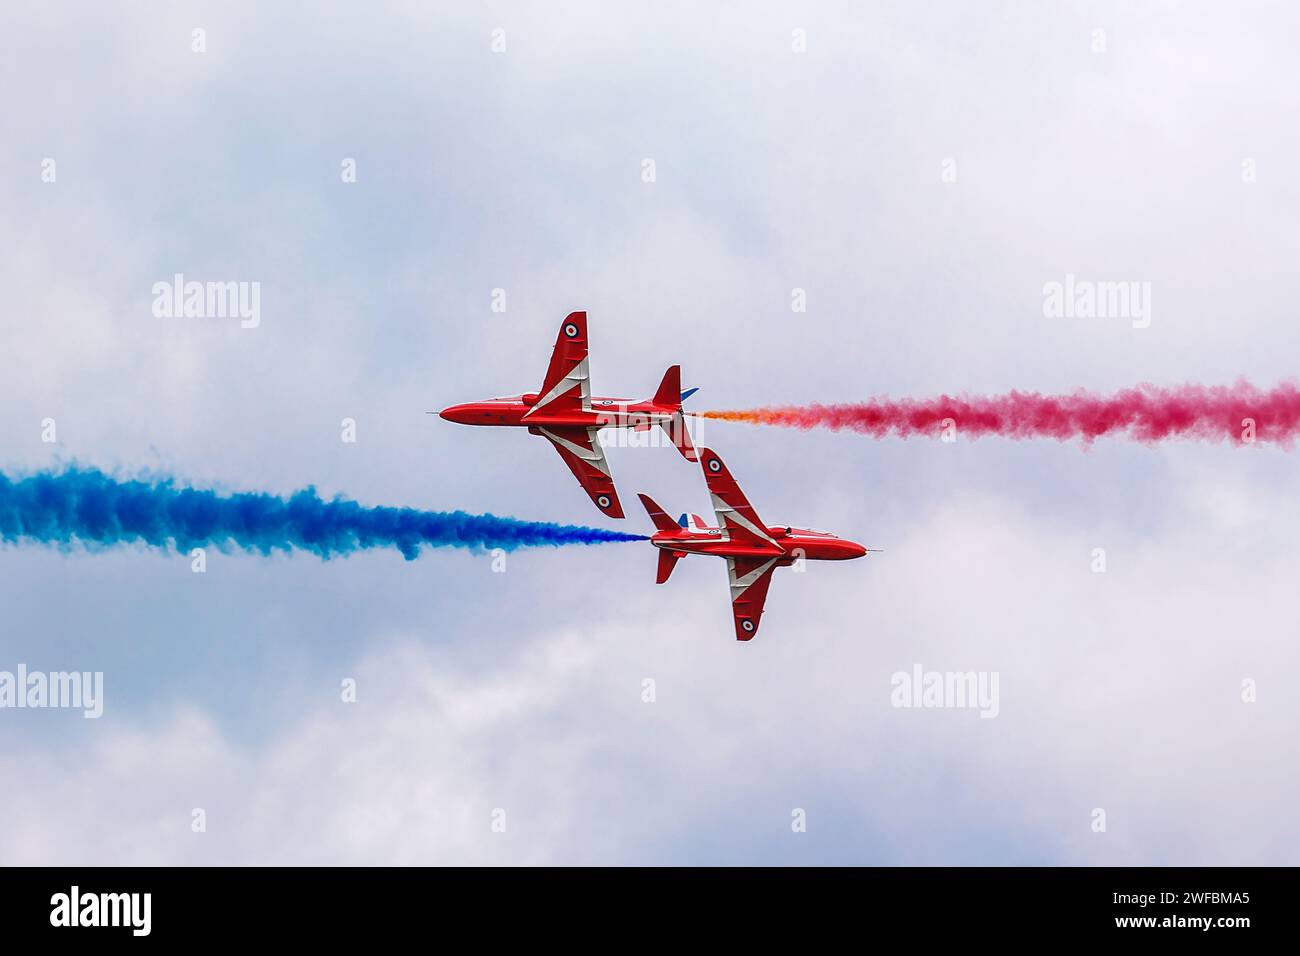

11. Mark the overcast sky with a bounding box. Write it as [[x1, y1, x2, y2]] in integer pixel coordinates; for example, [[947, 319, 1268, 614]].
[[2, 0, 1298, 864]]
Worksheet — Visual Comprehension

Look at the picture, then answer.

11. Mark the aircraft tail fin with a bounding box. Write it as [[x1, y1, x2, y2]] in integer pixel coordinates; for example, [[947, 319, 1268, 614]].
[[656, 549, 682, 584], [638, 493, 680, 532], [660, 414, 697, 461], [652, 365, 682, 407], [648, 366, 698, 460]]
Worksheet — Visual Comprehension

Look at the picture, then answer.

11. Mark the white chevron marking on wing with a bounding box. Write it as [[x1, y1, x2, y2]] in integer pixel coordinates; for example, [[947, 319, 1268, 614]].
[[727, 557, 778, 601], [525, 357, 591, 418], [710, 493, 777, 546], [539, 427, 612, 478]]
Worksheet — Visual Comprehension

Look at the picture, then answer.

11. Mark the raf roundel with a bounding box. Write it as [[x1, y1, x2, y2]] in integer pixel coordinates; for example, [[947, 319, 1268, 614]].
[[741, 620, 755, 632], [564, 322, 579, 338], [597, 495, 612, 508], [707, 459, 722, 473]]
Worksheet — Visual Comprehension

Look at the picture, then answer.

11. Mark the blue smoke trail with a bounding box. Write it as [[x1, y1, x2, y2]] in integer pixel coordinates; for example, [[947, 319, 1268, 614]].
[[0, 467, 645, 560]]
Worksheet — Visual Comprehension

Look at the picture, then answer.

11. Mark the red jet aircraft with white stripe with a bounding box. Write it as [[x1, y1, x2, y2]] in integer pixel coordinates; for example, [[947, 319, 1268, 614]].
[[439, 311, 697, 518], [638, 448, 870, 640]]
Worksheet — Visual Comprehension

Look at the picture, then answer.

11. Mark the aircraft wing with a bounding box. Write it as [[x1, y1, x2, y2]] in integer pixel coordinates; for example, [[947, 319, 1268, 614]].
[[536, 426, 624, 518], [727, 555, 779, 640], [525, 311, 591, 419], [698, 448, 781, 551]]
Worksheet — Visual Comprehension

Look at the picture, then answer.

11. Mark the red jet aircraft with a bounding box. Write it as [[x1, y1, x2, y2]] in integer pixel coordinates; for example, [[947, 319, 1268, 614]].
[[439, 311, 697, 518], [638, 448, 869, 640]]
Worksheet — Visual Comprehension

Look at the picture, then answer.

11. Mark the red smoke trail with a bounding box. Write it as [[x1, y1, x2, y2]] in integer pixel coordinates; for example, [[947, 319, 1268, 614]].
[[699, 381, 1300, 445]]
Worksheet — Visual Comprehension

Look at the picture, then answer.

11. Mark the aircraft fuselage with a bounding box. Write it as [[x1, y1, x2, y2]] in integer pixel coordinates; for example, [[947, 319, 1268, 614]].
[[441, 395, 677, 431], [648, 525, 868, 563]]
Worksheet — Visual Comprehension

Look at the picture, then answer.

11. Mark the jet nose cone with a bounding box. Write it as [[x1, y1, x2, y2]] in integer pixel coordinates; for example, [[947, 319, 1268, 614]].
[[843, 540, 868, 559], [440, 404, 470, 425]]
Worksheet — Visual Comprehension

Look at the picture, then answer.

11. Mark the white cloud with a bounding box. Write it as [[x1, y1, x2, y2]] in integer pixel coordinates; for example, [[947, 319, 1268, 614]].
[[3, 483, 1297, 864], [2, 0, 1298, 864]]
